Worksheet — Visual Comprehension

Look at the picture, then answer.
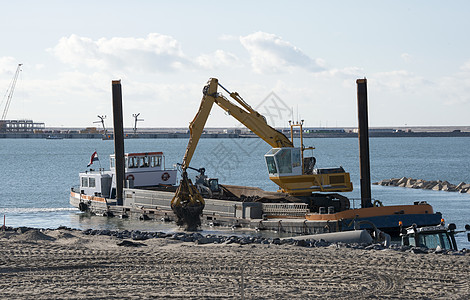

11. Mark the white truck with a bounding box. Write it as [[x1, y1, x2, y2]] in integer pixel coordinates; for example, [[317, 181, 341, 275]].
[[400, 222, 470, 250]]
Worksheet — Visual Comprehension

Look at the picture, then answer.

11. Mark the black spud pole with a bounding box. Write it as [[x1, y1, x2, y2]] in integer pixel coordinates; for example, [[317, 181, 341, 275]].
[[357, 78, 372, 208], [112, 80, 125, 206]]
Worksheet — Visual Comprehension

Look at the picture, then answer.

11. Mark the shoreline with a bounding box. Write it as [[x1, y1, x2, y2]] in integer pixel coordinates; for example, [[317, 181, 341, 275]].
[[2, 131, 470, 139], [1, 227, 470, 298]]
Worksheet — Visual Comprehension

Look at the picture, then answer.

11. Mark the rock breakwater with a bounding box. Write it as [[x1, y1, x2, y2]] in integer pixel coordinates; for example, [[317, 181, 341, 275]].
[[373, 177, 470, 193]]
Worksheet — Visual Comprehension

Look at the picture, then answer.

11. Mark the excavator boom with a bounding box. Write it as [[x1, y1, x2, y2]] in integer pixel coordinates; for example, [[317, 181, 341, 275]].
[[181, 78, 293, 169], [171, 78, 353, 229]]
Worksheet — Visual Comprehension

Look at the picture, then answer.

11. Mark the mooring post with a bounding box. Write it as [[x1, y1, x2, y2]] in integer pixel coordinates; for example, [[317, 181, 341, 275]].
[[357, 78, 373, 208], [112, 80, 125, 206]]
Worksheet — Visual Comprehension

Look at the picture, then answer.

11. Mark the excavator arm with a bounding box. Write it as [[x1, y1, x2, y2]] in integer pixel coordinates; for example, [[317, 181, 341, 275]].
[[172, 78, 352, 229], [180, 78, 292, 171], [172, 77, 293, 229]]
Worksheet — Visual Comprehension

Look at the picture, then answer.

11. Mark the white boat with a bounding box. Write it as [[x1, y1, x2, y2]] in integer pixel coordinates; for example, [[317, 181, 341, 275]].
[[71, 152, 177, 204], [46, 135, 63, 140]]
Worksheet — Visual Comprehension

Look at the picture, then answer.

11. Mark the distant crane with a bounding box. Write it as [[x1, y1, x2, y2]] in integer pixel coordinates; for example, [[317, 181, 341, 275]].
[[1, 63, 23, 121], [132, 113, 144, 135]]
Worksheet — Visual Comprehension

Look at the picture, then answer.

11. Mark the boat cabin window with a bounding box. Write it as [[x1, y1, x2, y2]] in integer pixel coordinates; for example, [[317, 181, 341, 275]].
[[81, 177, 96, 188], [140, 156, 149, 168], [111, 154, 156, 169], [81, 177, 88, 187], [150, 156, 162, 167], [128, 157, 139, 168]]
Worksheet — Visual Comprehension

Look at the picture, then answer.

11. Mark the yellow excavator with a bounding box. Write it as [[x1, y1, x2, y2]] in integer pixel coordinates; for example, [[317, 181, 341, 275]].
[[171, 78, 353, 229]]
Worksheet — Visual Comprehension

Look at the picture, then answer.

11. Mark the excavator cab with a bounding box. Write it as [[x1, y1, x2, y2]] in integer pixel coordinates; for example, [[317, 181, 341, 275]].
[[264, 147, 353, 195], [264, 122, 353, 196], [265, 147, 303, 177]]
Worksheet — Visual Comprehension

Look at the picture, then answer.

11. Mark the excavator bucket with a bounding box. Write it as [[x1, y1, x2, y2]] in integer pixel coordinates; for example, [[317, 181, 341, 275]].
[[171, 171, 205, 231]]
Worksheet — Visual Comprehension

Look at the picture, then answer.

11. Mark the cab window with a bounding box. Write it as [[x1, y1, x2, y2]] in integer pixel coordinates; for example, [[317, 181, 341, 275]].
[[265, 156, 278, 174], [418, 233, 452, 249], [292, 148, 301, 168], [276, 148, 292, 174]]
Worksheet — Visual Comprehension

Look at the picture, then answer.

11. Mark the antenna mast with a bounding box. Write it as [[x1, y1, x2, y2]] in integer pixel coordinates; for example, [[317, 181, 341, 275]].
[[93, 115, 107, 135], [132, 113, 144, 135]]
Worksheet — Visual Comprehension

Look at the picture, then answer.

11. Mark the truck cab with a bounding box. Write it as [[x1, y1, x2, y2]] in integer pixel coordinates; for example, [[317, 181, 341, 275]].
[[400, 223, 469, 251]]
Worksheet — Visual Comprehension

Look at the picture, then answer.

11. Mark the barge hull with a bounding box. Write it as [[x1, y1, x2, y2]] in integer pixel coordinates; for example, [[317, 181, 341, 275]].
[[70, 188, 442, 236]]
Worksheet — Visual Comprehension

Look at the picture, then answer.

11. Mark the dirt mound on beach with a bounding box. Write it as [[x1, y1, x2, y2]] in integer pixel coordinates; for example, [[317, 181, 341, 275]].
[[9, 229, 56, 242]]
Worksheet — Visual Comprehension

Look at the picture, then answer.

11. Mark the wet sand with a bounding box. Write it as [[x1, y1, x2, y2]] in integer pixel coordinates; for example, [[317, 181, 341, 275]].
[[1, 228, 470, 299]]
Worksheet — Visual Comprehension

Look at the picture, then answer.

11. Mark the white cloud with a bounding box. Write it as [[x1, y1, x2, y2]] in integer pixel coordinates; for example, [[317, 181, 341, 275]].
[[219, 34, 238, 41], [401, 53, 412, 62], [0, 57, 20, 75], [436, 61, 470, 105], [195, 50, 240, 69], [239, 32, 324, 74], [50, 35, 102, 68], [372, 70, 429, 93], [460, 59, 470, 72], [49, 33, 190, 72], [320, 67, 364, 78]]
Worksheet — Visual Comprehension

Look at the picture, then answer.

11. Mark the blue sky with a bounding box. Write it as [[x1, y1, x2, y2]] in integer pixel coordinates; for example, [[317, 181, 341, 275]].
[[1, 1, 469, 128]]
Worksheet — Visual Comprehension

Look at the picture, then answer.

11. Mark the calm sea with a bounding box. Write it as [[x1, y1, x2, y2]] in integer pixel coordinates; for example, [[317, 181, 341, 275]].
[[1, 137, 469, 247]]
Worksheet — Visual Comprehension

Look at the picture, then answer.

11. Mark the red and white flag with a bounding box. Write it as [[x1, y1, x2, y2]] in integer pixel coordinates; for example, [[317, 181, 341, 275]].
[[87, 151, 99, 167]]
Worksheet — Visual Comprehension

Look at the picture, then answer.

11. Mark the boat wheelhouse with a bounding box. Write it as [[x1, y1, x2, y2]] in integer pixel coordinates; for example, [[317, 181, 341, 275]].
[[78, 152, 177, 199], [111, 152, 176, 188]]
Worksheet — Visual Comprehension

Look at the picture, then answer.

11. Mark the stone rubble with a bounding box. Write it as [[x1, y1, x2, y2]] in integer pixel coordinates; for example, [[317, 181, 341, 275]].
[[373, 177, 470, 193], [3, 226, 469, 255]]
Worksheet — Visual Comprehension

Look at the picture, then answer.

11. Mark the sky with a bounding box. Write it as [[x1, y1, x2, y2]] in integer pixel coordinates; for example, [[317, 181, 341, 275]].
[[1, 0, 470, 129]]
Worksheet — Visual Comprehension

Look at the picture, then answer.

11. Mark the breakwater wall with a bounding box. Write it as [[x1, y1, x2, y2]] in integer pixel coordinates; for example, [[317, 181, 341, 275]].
[[2, 131, 470, 139], [373, 177, 470, 193]]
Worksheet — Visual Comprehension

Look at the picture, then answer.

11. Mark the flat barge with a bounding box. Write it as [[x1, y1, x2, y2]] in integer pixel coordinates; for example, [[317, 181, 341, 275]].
[[71, 151, 441, 236], [70, 78, 443, 237]]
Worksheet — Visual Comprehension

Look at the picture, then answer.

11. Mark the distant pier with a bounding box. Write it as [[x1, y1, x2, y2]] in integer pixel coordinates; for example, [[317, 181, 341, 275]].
[[1, 126, 470, 139]]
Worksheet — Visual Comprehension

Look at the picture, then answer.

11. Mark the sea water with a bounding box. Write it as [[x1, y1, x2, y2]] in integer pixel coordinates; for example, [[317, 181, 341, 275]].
[[1, 137, 469, 247]]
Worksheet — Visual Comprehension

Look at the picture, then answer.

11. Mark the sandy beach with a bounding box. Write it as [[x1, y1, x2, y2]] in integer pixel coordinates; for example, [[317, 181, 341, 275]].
[[1, 228, 470, 299]]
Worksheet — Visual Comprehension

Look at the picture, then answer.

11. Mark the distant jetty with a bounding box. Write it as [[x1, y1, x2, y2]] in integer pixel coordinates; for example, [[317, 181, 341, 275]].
[[373, 177, 470, 194], [1, 126, 470, 139]]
